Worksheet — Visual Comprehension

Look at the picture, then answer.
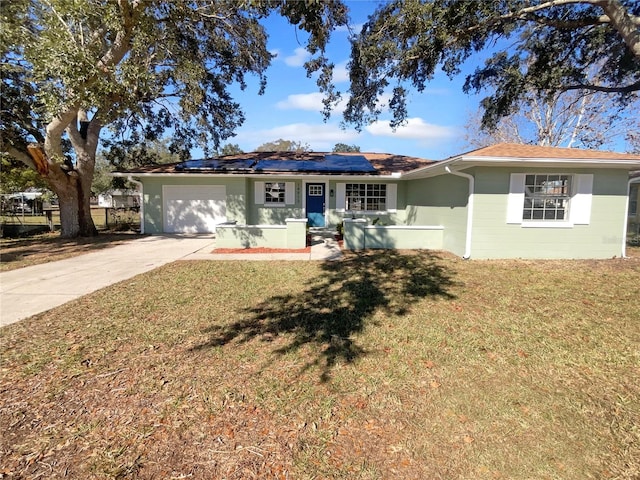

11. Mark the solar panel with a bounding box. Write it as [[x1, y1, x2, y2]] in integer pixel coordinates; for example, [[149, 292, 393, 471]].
[[174, 154, 377, 174], [175, 159, 256, 171], [255, 155, 377, 173]]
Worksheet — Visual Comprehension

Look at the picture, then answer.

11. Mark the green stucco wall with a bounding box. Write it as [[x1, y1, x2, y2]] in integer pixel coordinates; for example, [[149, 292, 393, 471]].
[[139, 176, 248, 234], [404, 175, 469, 256], [468, 167, 630, 259], [249, 179, 304, 224], [216, 219, 307, 249]]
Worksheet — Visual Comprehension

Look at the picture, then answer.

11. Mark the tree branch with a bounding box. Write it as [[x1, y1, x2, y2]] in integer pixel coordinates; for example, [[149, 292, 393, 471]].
[[3, 144, 37, 170], [41, 0, 77, 44], [595, 0, 640, 57], [465, 0, 639, 58], [564, 78, 640, 93], [44, 107, 79, 161]]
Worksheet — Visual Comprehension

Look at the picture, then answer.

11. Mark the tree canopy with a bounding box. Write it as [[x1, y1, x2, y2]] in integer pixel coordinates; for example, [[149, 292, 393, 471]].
[[0, 0, 347, 237], [341, 0, 640, 130], [332, 143, 361, 152], [217, 143, 244, 156], [255, 139, 311, 152]]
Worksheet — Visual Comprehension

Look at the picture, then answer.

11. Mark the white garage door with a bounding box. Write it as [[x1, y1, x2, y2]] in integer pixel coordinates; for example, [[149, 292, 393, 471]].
[[163, 185, 227, 233]]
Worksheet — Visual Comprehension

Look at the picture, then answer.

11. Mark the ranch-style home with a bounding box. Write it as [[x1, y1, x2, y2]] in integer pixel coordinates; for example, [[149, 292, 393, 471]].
[[114, 143, 640, 259]]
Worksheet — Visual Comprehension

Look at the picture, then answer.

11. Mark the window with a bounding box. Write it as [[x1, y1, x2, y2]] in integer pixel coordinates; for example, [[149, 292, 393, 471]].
[[345, 183, 386, 211], [255, 181, 295, 206], [308, 185, 323, 196], [630, 184, 638, 216], [264, 182, 285, 204], [523, 174, 571, 221], [507, 173, 593, 226]]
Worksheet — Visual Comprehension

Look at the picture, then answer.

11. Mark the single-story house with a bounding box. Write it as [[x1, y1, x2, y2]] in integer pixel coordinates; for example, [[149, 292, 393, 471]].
[[113, 143, 640, 259]]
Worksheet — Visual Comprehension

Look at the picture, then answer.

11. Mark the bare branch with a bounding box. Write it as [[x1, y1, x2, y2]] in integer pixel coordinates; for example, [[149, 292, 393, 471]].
[[41, 0, 77, 45]]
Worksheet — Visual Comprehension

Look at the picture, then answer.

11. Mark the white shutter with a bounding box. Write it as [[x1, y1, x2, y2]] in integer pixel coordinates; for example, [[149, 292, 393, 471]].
[[506, 173, 526, 224], [285, 182, 295, 205], [571, 174, 593, 225], [336, 183, 346, 212], [386, 183, 397, 212], [255, 181, 265, 205]]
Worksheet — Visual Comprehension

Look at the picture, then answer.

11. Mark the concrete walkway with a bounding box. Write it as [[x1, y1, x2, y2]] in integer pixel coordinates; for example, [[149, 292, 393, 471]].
[[1, 233, 342, 327]]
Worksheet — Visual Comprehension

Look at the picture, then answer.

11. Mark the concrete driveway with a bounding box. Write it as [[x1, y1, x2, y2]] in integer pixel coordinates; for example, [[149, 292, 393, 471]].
[[0, 235, 216, 327], [1, 232, 343, 327]]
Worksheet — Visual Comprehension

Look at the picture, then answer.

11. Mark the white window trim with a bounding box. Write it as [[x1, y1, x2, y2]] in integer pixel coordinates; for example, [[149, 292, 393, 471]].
[[506, 173, 593, 227], [336, 182, 397, 214], [255, 181, 295, 207]]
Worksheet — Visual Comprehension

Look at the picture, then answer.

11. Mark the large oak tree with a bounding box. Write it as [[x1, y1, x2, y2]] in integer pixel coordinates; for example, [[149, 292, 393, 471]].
[[1, 0, 347, 237], [340, 0, 640, 131]]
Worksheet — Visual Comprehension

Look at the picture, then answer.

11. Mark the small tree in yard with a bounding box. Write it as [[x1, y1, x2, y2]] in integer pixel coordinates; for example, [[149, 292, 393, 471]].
[[1, 0, 347, 238]]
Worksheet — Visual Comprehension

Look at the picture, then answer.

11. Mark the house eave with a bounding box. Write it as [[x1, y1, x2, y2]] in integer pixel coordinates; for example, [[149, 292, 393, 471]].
[[111, 172, 402, 180], [401, 156, 640, 180]]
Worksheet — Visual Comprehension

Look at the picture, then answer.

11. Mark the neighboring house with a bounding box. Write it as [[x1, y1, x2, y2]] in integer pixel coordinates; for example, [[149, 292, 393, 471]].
[[113, 143, 640, 259], [1, 191, 43, 214], [97, 189, 141, 210]]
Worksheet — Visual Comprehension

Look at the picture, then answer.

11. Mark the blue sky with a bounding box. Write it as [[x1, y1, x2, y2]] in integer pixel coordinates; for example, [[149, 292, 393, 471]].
[[225, 1, 485, 160]]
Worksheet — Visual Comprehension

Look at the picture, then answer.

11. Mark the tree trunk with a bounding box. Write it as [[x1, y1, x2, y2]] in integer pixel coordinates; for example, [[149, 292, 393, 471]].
[[48, 167, 98, 238], [39, 110, 101, 238]]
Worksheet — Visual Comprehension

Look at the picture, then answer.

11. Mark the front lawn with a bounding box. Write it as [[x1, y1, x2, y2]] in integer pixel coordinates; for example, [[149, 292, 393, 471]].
[[1, 252, 639, 479], [0, 231, 144, 272]]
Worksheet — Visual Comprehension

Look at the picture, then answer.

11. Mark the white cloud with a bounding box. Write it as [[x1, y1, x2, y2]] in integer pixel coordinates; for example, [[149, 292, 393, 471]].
[[276, 93, 324, 111], [276, 92, 349, 114], [284, 47, 310, 67], [365, 117, 458, 141], [332, 62, 350, 84], [270, 49, 281, 60]]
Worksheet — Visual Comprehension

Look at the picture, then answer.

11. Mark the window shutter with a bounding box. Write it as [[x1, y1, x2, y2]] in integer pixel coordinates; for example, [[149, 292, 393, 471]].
[[506, 173, 526, 224], [255, 181, 265, 205], [386, 183, 397, 212], [285, 182, 295, 205], [336, 183, 346, 212], [571, 174, 593, 225]]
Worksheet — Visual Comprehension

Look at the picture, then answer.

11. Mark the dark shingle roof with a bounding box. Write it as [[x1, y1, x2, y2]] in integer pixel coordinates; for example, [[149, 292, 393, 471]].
[[115, 152, 435, 176]]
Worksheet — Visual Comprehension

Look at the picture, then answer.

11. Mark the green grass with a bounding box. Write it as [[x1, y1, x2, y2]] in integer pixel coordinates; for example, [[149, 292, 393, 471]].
[[0, 231, 144, 272], [1, 251, 639, 479]]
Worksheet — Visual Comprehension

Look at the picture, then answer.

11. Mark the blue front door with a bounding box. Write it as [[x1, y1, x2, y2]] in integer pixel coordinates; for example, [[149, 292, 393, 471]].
[[306, 183, 325, 227]]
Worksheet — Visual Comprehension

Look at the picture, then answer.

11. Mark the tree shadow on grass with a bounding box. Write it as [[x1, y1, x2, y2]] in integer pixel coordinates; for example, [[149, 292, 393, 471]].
[[193, 251, 457, 381]]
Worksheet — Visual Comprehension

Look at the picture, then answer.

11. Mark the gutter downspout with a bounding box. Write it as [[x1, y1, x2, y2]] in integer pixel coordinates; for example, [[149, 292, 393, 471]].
[[445, 166, 474, 259], [127, 176, 144, 234], [622, 177, 639, 259]]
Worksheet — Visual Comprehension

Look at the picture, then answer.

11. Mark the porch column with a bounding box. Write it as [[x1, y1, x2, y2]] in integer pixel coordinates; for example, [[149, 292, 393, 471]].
[[286, 218, 308, 249], [344, 218, 367, 250]]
